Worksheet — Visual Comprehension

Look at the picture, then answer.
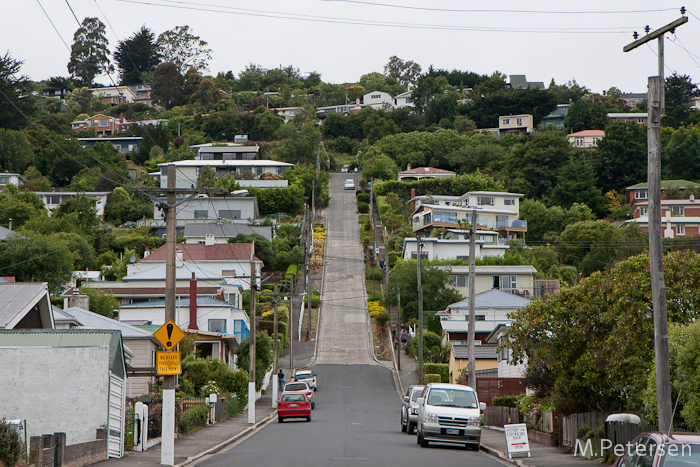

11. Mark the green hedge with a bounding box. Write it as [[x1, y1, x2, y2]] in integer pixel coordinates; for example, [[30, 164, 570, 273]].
[[285, 264, 298, 281], [424, 374, 441, 384], [492, 395, 522, 408], [258, 321, 289, 349], [356, 192, 370, 203], [179, 404, 209, 434], [424, 363, 449, 383], [357, 201, 369, 213]]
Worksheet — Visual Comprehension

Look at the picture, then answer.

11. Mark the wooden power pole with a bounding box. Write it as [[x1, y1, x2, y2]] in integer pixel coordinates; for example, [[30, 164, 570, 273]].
[[467, 210, 477, 389], [623, 12, 687, 432], [416, 236, 424, 385], [248, 261, 257, 424]]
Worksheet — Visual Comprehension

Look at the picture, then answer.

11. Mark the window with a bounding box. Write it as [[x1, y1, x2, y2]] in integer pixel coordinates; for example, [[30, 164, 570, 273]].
[[452, 275, 468, 288], [98, 119, 110, 127], [636, 117, 646, 124], [194, 210, 208, 219], [504, 198, 516, 206], [49, 195, 61, 205], [494, 275, 517, 290], [502, 118, 510, 125], [516, 117, 522, 126], [677, 224, 685, 235], [670, 206, 684, 216], [233, 319, 249, 343], [371, 94, 381, 99], [200, 154, 214, 160], [635, 189, 648, 199], [411, 251, 428, 260], [477, 196, 494, 206], [475, 315, 485, 321], [255, 166, 263, 175], [0, 176, 9, 183], [220, 209, 242, 219], [639, 207, 648, 216], [575, 137, 584, 147], [208, 319, 226, 333]]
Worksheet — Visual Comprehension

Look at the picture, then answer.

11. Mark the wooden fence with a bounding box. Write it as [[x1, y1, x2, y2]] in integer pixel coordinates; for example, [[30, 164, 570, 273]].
[[561, 411, 611, 448], [484, 406, 522, 427], [180, 397, 207, 411]]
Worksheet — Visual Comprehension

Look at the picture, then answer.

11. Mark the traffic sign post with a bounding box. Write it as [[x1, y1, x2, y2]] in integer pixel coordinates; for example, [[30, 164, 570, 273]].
[[157, 352, 182, 375], [154, 320, 185, 351]]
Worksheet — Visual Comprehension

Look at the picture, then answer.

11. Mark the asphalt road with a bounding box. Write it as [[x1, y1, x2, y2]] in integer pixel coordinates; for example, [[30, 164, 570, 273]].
[[198, 175, 509, 467], [199, 364, 509, 467]]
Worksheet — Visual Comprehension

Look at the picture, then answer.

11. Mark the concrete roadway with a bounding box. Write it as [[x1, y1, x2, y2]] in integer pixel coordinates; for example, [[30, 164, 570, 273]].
[[197, 174, 509, 466]]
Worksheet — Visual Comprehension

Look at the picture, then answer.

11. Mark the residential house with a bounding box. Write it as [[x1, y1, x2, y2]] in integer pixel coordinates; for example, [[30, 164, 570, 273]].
[[498, 114, 534, 137], [72, 114, 128, 135], [52, 305, 158, 397], [448, 344, 498, 386], [402, 232, 509, 261], [78, 136, 143, 156], [486, 323, 527, 379], [394, 90, 414, 108], [567, 129, 605, 148], [0, 329, 128, 460], [0, 282, 55, 329], [128, 242, 262, 291], [192, 143, 259, 160], [363, 91, 396, 110], [0, 172, 27, 190], [397, 166, 456, 182], [272, 106, 304, 122], [608, 112, 648, 125], [436, 264, 559, 300], [541, 104, 570, 129], [626, 197, 700, 238], [90, 85, 136, 105], [0, 225, 16, 242], [36, 191, 111, 216], [127, 83, 152, 106], [42, 86, 70, 99], [151, 159, 292, 189], [410, 190, 526, 242], [317, 102, 362, 117], [626, 180, 700, 206], [620, 93, 646, 108], [507, 75, 545, 90], [184, 222, 273, 243]]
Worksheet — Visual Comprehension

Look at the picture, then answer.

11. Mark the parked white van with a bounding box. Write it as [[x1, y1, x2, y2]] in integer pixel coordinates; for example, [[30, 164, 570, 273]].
[[416, 383, 486, 451]]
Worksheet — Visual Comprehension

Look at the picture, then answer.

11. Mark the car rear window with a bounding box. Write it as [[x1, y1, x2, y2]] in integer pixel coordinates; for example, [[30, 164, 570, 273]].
[[285, 383, 307, 391], [296, 372, 312, 379], [281, 394, 306, 402], [660, 443, 700, 466]]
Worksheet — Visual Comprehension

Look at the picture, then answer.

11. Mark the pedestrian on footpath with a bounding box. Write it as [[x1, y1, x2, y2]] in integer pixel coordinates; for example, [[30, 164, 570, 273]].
[[278, 369, 285, 393], [401, 328, 408, 348]]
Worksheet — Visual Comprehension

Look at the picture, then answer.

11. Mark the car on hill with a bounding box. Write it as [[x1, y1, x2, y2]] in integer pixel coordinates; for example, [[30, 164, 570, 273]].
[[344, 179, 355, 190], [612, 431, 700, 466], [401, 384, 424, 434], [278, 391, 311, 423], [284, 381, 315, 409], [416, 383, 486, 451], [294, 369, 317, 391]]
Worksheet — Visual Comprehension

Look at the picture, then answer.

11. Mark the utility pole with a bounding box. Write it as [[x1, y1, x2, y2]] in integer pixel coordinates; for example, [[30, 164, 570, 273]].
[[623, 11, 687, 433], [416, 236, 424, 385], [248, 261, 257, 424], [396, 284, 401, 371], [467, 210, 477, 389], [141, 165, 226, 466], [289, 275, 295, 369], [272, 283, 279, 408], [308, 181, 315, 337]]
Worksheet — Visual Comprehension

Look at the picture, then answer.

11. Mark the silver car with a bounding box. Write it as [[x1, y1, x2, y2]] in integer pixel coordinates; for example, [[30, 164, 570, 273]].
[[400, 385, 424, 434], [294, 369, 317, 391]]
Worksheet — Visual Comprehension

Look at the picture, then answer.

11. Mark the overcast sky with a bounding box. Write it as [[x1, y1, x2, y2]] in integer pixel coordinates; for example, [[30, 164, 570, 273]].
[[3, 1, 699, 95]]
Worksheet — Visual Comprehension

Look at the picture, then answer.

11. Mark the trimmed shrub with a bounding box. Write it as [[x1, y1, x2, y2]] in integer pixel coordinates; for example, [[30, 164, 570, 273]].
[[424, 374, 441, 384], [0, 419, 24, 467], [179, 404, 209, 434], [492, 395, 522, 408], [365, 265, 384, 281], [387, 251, 400, 267], [357, 201, 369, 213], [424, 363, 449, 383], [356, 192, 370, 203]]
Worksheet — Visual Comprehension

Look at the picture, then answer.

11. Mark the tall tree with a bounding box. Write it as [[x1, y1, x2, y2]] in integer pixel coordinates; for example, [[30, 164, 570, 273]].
[[114, 26, 160, 85], [384, 56, 422, 86], [0, 128, 34, 173], [564, 98, 609, 132], [662, 73, 700, 128], [0, 52, 36, 130], [67, 17, 113, 86], [151, 62, 184, 110], [593, 121, 647, 193], [156, 25, 212, 74]]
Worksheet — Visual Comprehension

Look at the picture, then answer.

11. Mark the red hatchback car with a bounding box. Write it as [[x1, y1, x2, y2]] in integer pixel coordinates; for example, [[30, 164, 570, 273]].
[[613, 432, 700, 466], [278, 392, 312, 423]]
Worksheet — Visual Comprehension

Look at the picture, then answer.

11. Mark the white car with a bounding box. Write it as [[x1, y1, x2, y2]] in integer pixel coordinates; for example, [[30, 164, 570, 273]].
[[344, 179, 355, 190], [294, 369, 317, 391], [284, 381, 315, 409]]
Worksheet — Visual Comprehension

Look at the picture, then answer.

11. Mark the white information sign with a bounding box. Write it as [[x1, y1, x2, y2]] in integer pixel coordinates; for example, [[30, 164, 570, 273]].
[[504, 423, 531, 458]]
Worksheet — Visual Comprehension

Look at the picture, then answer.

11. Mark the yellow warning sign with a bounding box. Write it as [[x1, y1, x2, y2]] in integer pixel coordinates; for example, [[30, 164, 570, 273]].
[[154, 320, 185, 351], [157, 351, 182, 375]]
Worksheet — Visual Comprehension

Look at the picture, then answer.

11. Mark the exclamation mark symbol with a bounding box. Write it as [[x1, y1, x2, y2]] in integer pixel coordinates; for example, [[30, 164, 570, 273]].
[[166, 323, 173, 348]]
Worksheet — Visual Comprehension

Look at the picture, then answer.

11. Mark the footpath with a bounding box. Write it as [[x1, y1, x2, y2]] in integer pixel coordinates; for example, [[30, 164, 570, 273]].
[[394, 350, 599, 467]]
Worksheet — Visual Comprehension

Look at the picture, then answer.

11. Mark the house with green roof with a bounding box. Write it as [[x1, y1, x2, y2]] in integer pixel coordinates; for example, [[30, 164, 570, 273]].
[[626, 180, 700, 205]]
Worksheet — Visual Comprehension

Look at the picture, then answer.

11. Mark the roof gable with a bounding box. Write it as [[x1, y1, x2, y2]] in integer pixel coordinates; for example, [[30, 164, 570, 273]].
[[143, 243, 260, 262]]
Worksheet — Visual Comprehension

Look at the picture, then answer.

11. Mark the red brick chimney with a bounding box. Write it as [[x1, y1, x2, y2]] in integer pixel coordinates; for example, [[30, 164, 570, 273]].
[[189, 272, 199, 330], [409, 188, 417, 212]]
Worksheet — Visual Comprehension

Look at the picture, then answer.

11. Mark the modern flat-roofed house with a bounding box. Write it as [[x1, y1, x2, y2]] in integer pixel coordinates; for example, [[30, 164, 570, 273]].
[[151, 160, 292, 189], [191, 143, 259, 160], [498, 114, 534, 137], [36, 191, 111, 216], [626, 180, 700, 206], [0, 172, 27, 190], [410, 191, 526, 242], [184, 222, 273, 243], [90, 85, 136, 105], [402, 232, 508, 261], [436, 265, 544, 300], [72, 114, 128, 135], [272, 107, 304, 122], [567, 129, 605, 148], [608, 112, 648, 125], [78, 136, 143, 156], [541, 104, 569, 129]]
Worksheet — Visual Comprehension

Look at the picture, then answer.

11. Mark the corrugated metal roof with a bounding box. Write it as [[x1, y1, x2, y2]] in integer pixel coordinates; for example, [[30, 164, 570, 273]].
[[0, 329, 117, 347], [59, 307, 154, 338], [73, 286, 220, 297], [124, 263, 223, 281], [183, 223, 272, 241], [0, 282, 49, 328], [452, 344, 498, 359], [143, 243, 260, 263]]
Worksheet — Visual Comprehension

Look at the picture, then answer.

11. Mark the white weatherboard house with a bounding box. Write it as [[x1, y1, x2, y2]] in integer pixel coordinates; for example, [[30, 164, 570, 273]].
[[151, 159, 293, 189], [0, 329, 128, 461], [402, 231, 508, 261], [436, 265, 538, 299]]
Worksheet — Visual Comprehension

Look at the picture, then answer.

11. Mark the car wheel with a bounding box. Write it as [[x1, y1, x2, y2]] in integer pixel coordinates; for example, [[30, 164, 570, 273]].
[[278, 417, 283, 423], [314, 388, 317, 391], [307, 415, 311, 422], [401, 414, 407, 433], [407, 422, 415, 435], [472, 443, 480, 452], [419, 432, 429, 448], [416, 430, 421, 445]]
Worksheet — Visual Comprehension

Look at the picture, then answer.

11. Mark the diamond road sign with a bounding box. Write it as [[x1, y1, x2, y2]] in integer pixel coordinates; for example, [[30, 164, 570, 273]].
[[154, 320, 185, 351]]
